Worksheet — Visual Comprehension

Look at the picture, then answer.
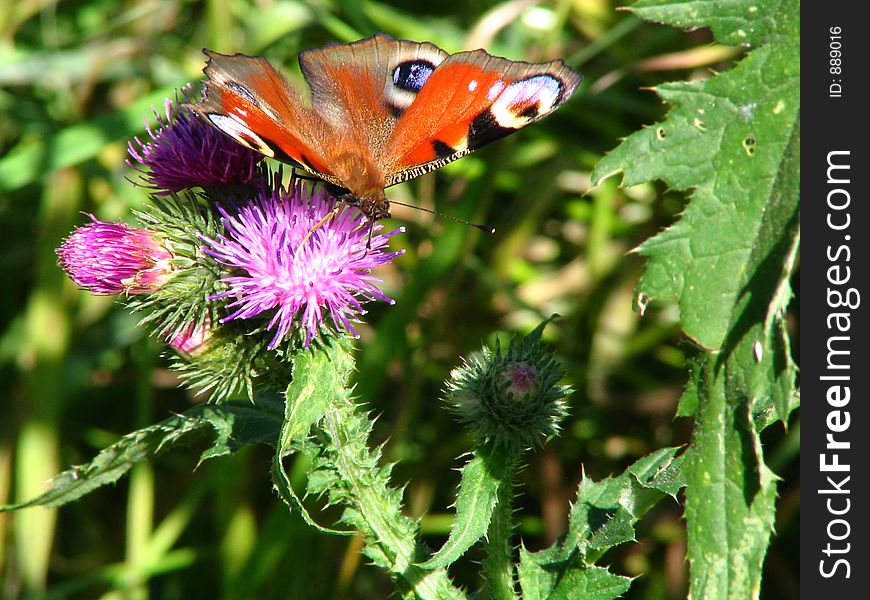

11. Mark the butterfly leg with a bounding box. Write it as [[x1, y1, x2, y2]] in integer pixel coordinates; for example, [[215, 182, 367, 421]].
[[296, 204, 342, 252]]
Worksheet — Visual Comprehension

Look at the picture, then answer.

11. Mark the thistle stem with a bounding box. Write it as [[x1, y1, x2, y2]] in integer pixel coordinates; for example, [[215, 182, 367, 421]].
[[320, 399, 466, 600], [481, 450, 519, 600]]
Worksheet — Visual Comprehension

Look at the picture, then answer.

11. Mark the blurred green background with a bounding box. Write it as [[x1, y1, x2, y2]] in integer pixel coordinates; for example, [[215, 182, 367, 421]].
[[0, 1, 798, 598]]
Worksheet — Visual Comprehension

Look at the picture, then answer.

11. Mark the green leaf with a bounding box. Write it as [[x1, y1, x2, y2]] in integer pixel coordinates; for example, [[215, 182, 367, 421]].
[[271, 339, 356, 535], [518, 547, 632, 600], [565, 447, 684, 561], [591, 1, 800, 596], [195, 397, 284, 463], [683, 355, 779, 599], [591, 0, 799, 353], [1, 402, 282, 511], [517, 448, 683, 598], [630, 0, 779, 46], [418, 450, 508, 570], [290, 342, 466, 599], [517, 545, 558, 600], [547, 564, 633, 600], [281, 341, 354, 450], [676, 118, 798, 591]]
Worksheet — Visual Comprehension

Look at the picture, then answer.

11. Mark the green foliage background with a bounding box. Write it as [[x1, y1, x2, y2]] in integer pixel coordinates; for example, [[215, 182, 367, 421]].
[[0, 0, 798, 598]]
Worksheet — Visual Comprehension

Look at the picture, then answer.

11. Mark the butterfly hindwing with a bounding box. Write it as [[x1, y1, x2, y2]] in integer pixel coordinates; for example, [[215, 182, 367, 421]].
[[382, 51, 581, 186]]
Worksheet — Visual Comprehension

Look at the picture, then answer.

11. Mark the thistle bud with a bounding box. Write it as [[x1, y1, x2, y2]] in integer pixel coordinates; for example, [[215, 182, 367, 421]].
[[444, 318, 570, 452], [57, 216, 175, 295], [165, 316, 212, 356]]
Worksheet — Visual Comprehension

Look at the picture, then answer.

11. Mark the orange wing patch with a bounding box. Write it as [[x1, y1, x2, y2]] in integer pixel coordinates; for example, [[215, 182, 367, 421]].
[[381, 51, 581, 186], [384, 63, 505, 170], [192, 37, 581, 220]]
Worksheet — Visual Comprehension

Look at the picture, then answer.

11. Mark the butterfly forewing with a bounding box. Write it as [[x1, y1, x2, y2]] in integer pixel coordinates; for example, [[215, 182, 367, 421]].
[[299, 34, 449, 155], [191, 50, 343, 181]]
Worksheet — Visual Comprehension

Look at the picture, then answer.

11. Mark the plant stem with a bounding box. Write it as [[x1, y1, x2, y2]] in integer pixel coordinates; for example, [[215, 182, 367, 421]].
[[482, 466, 518, 600], [320, 400, 466, 600]]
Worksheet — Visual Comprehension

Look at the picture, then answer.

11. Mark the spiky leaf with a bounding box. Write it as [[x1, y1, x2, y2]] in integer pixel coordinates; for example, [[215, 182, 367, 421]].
[[1, 401, 282, 511], [592, 0, 799, 355], [681, 355, 780, 598], [518, 448, 684, 597], [592, 1, 801, 596], [418, 450, 510, 570]]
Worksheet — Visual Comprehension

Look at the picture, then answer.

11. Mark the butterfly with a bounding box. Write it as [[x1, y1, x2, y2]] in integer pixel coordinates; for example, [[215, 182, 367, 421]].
[[190, 33, 581, 222]]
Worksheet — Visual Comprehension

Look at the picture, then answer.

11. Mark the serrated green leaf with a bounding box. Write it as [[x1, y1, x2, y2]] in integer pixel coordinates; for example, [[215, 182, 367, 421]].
[[271, 339, 356, 535], [195, 401, 283, 463], [565, 447, 684, 559], [630, 0, 781, 46], [518, 547, 632, 600], [281, 341, 354, 449], [1, 402, 282, 511], [418, 451, 508, 570], [625, 445, 687, 499], [289, 343, 465, 598], [592, 0, 799, 353], [547, 565, 633, 600], [518, 545, 560, 600], [517, 447, 683, 598], [592, 1, 800, 596], [586, 506, 635, 552], [577, 454, 687, 562]]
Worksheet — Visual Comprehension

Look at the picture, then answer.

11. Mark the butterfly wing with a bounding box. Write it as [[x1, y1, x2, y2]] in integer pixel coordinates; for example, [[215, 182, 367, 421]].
[[190, 50, 344, 185], [298, 33, 448, 159], [381, 51, 581, 186], [192, 38, 580, 210]]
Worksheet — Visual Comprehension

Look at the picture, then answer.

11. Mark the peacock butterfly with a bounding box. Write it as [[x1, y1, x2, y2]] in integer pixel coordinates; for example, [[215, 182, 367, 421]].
[[190, 33, 581, 221]]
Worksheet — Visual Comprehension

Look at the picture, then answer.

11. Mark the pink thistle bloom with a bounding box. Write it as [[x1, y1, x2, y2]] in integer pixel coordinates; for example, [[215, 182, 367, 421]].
[[166, 316, 212, 356], [202, 181, 404, 349], [57, 216, 174, 295], [127, 91, 262, 194]]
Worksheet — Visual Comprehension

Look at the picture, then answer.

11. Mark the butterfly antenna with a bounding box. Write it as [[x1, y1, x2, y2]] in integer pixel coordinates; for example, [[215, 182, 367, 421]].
[[389, 200, 496, 234]]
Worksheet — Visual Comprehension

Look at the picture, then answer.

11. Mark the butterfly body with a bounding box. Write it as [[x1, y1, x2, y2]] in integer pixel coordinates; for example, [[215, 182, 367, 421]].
[[191, 34, 581, 221]]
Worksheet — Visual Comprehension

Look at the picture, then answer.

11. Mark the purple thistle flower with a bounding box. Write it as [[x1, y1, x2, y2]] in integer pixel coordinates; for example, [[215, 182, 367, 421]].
[[57, 215, 174, 295], [202, 180, 404, 349], [127, 90, 263, 194]]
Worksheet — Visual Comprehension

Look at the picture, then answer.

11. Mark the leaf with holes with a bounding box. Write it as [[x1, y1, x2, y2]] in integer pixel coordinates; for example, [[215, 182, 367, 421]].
[[592, 0, 800, 597], [592, 0, 799, 354]]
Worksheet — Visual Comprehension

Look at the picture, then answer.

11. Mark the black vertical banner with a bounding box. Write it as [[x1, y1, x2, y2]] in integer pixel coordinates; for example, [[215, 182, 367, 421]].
[[801, 2, 869, 595]]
